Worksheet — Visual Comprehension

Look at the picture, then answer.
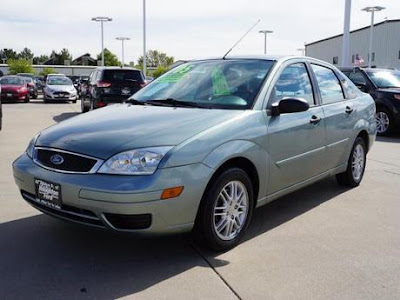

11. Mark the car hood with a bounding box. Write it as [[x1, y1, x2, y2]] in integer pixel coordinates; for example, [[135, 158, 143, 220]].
[[377, 87, 400, 94], [36, 104, 243, 159], [46, 85, 75, 92], [1, 84, 23, 91]]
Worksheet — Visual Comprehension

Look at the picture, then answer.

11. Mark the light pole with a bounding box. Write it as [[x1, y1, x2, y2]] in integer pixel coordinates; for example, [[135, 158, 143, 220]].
[[362, 6, 385, 68], [341, 0, 352, 66], [91, 16, 112, 66], [143, 0, 147, 76], [116, 37, 130, 67], [297, 48, 305, 56], [259, 30, 273, 55]]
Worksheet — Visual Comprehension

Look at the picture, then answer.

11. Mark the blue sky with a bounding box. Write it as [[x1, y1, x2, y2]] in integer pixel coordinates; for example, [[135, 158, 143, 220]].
[[0, 0, 397, 64]]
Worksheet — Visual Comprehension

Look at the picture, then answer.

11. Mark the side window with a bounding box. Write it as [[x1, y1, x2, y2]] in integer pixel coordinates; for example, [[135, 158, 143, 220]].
[[311, 64, 345, 104], [348, 71, 367, 86], [89, 71, 96, 84], [270, 63, 314, 105], [96, 70, 102, 81]]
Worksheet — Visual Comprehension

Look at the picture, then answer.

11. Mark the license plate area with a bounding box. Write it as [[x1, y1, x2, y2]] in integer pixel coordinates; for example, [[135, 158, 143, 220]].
[[35, 179, 62, 209]]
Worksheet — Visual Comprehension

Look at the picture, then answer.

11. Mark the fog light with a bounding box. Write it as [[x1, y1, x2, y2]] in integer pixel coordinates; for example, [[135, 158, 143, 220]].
[[161, 186, 184, 200]]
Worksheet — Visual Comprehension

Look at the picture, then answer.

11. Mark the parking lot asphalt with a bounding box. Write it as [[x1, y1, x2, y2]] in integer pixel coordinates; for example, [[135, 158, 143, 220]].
[[1, 97, 400, 299]]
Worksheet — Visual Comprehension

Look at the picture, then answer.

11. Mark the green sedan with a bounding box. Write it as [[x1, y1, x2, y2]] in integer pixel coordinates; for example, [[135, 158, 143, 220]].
[[13, 56, 376, 251]]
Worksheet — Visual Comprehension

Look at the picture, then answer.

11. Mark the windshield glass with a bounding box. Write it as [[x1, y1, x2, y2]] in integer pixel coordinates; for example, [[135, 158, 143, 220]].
[[366, 70, 400, 88], [132, 59, 275, 109], [0, 77, 24, 85], [47, 77, 72, 85]]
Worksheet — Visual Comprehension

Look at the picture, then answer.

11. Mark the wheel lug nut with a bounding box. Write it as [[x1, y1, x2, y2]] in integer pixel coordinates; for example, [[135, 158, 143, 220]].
[[231, 215, 234, 219]]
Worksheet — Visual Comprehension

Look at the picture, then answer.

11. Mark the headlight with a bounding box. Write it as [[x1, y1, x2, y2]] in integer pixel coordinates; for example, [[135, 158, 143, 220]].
[[47, 88, 54, 93], [98, 147, 173, 175], [26, 133, 40, 159]]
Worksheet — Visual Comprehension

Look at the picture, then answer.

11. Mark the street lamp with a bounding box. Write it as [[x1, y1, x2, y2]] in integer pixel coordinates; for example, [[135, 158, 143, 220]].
[[143, 0, 147, 76], [259, 30, 273, 55], [116, 37, 130, 67], [91, 16, 112, 66], [297, 48, 305, 56], [341, 0, 352, 66], [362, 6, 385, 68]]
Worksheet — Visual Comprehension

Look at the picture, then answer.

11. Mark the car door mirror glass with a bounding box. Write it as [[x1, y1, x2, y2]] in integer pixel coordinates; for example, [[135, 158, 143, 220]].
[[271, 97, 310, 116]]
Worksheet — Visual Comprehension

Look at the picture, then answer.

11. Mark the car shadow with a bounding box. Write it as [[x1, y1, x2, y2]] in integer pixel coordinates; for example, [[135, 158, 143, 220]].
[[0, 177, 350, 299], [53, 112, 80, 123], [376, 134, 400, 143]]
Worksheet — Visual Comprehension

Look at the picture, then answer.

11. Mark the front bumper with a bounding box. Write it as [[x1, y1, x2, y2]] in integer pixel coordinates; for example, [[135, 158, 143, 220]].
[[13, 153, 213, 234], [0, 92, 27, 101], [45, 91, 77, 100]]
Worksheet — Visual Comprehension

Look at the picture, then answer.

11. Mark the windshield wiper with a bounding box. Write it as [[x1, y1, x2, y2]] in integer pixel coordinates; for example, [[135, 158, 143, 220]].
[[126, 98, 147, 105], [146, 98, 209, 108]]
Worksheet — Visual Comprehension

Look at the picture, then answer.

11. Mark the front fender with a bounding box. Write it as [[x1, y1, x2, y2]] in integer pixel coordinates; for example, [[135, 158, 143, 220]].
[[202, 140, 268, 200]]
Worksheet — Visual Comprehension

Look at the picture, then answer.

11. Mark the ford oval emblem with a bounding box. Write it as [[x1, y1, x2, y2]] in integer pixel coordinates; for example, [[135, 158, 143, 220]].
[[50, 154, 64, 165]]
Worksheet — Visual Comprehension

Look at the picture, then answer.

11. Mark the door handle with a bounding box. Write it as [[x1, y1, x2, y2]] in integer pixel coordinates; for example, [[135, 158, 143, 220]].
[[345, 106, 354, 114], [310, 115, 321, 125]]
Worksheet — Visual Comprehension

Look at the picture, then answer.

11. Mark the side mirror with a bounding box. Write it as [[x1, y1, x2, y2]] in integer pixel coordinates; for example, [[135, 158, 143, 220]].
[[355, 83, 368, 92], [271, 97, 310, 116]]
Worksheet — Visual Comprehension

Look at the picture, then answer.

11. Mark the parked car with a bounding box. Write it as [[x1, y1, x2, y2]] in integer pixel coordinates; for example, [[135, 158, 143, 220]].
[[13, 56, 376, 251], [81, 67, 146, 113], [0, 84, 2, 130], [145, 76, 154, 84], [43, 76, 77, 103], [76, 75, 90, 98], [340, 67, 400, 135], [0, 75, 29, 102], [35, 76, 45, 90], [22, 77, 38, 99]]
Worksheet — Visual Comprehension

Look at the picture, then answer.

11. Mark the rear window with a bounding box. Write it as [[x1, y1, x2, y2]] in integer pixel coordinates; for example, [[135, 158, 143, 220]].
[[103, 70, 143, 82]]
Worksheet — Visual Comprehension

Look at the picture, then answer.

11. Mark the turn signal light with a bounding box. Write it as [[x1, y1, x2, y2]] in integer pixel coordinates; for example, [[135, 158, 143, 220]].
[[161, 186, 184, 200]]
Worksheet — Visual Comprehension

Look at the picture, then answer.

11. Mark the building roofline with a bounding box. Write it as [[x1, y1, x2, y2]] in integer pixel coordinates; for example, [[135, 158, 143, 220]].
[[306, 19, 400, 47]]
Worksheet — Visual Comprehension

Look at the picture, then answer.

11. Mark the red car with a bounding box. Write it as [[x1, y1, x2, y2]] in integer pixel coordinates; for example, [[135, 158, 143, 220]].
[[0, 76, 30, 102]]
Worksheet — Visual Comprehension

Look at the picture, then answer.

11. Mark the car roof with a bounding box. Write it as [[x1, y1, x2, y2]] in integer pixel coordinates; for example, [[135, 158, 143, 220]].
[[95, 67, 141, 72]]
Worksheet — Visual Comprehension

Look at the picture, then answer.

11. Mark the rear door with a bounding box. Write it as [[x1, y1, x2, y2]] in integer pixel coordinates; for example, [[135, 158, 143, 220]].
[[310, 64, 353, 170], [267, 62, 326, 194]]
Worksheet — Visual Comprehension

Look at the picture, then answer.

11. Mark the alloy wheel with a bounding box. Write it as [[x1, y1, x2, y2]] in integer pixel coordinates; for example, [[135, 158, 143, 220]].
[[351, 144, 365, 182], [376, 111, 390, 134], [213, 180, 249, 241]]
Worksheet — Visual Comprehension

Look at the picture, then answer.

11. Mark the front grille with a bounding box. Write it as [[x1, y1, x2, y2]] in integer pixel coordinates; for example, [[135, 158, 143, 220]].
[[104, 213, 152, 230], [35, 148, 99, 173], [53, 91, 70, 97], [21, 190, 105, 228]]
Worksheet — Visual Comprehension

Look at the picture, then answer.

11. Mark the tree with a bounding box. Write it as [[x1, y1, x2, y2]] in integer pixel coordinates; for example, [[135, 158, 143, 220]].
[[152, 66, 169, 78], [40, 67, 56, 76], [97, 48, 120, 66], [7, 59, 35, 74], [58, 48, 72, 64], [33, 55, 49, 65], [17, 47, 34, 60], [0, 48, 17, 61], [137, 50, 174, 68]]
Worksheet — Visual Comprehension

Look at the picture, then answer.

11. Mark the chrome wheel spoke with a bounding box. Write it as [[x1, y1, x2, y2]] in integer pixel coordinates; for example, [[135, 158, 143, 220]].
[[213, 180, 249, 241]]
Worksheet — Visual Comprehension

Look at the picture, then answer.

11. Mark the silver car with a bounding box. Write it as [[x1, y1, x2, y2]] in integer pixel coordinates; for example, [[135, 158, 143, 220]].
[[13, 56, 376, 251], [43, 77, 77, 103]]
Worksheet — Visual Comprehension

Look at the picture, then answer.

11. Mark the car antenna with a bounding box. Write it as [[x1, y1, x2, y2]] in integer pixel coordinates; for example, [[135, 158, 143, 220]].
[[222, 19, 260, 60]]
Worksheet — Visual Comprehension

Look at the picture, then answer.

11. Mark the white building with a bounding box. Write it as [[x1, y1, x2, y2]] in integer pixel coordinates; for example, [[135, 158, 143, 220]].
[[305, 19, 400, 69]]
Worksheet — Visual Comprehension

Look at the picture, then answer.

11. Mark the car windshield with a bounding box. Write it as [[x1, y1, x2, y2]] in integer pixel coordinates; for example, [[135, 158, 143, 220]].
[[24, 78, 33, 83], [47, 77, 72, 85], [132, 59, 275, 109], [366, 70, 400, 88], [0, 77, 24, 85]]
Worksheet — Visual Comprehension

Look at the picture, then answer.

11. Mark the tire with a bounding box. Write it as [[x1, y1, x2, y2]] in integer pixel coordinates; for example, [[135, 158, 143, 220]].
[[375, 107, 393, 136], [194, 167, 254, 251], [336, 137, 367, 187], [81, 97, 89, 113], [24, 95, 30, 103], [33, 93, 38, 99], [90, 99, 95, 111], [72, 100, 77, 104]]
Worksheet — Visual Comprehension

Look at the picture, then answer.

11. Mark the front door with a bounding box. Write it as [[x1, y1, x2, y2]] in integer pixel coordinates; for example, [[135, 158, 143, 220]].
[[266, 62, 326, 194]]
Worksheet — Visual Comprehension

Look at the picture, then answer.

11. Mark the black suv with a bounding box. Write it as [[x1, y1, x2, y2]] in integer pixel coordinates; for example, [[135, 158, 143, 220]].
[[82, 67, 146, 113], [340, 67, 400, 135]]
